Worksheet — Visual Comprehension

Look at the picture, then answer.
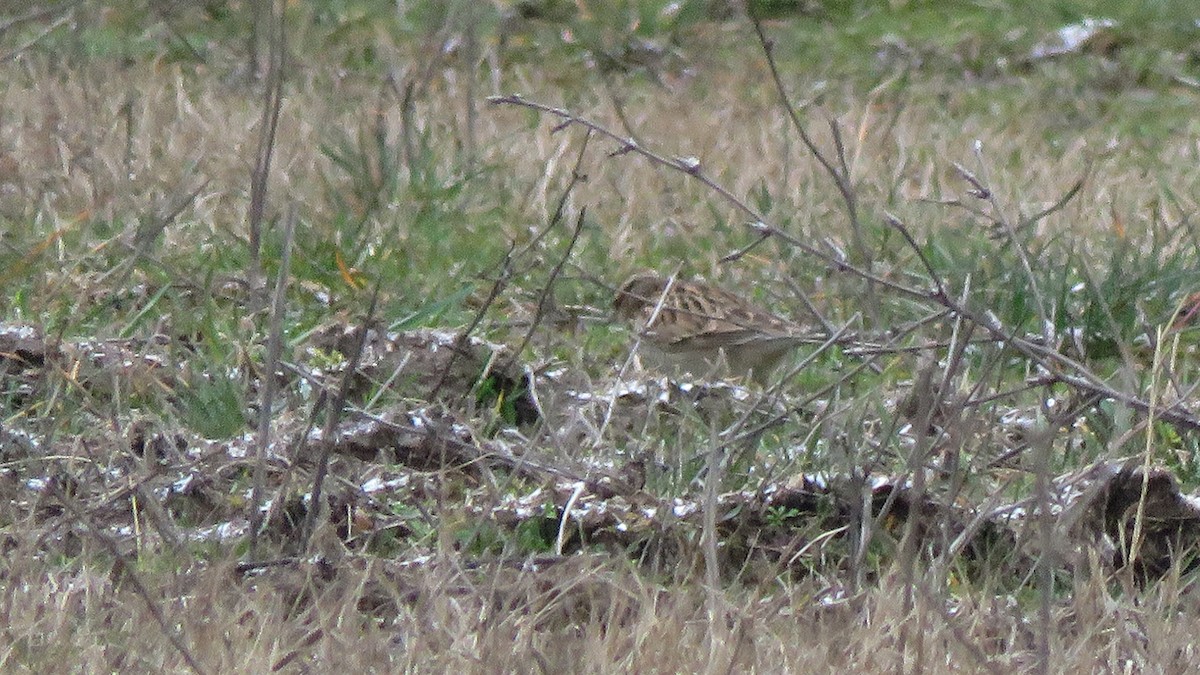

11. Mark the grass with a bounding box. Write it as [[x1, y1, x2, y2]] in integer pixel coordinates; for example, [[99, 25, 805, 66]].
[[5, 0, 1200, 671]]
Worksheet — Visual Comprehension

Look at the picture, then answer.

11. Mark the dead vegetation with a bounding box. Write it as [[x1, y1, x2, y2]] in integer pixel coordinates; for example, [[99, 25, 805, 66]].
[[5, 2, 1200, 673]]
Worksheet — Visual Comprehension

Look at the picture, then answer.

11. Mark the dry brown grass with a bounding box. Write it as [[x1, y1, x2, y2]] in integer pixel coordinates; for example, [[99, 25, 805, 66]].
[[6, 5, 1200, 673], [7, 550, 1200, 672]]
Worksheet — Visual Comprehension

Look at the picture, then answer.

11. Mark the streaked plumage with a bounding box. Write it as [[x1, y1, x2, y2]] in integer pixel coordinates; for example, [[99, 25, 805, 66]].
[[613, 272, 809, 384]]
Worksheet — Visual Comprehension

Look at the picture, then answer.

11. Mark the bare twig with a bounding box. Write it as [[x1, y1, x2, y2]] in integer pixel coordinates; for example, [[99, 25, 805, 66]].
[[514, 130, 592, 260], [488, 96, 1200, 439], [882, 211, 1200, 434], [600, 68, 644, 146], [750, 20, 858, 230], [487, 94, 933, 303], [884, 211, 947, 301], [387, 73, 418, 170], [301, 285, 380, 552], [507, 209, 588, 368], [99, 176, 211, 290], [718, 230, 771, 264], [462, 6, 479, 168], [965, 144, 1050, 338], [428, 247, 515, 402], [753, 17, 881, 323], [248, 206, 297, 557], [488, 95, 766, 240], [1017, 170, 1087, 233], [247, 0, 286, 274]]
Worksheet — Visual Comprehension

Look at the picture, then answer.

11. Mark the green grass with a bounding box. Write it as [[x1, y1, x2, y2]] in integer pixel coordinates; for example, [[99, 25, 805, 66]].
[[6, 0, 1200, 671]]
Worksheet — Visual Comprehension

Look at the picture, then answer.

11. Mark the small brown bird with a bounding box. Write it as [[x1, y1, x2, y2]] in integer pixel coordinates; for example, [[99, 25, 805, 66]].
[[613, 272, 812, 384]]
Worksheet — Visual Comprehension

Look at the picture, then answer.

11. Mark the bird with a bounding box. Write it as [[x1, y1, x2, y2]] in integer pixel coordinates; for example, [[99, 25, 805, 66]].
[[612, 271, 812, 384]]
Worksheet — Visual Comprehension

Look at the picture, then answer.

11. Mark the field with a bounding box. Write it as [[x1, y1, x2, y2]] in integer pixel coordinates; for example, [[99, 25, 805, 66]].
[[5, 1, 1200, 672]]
